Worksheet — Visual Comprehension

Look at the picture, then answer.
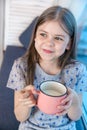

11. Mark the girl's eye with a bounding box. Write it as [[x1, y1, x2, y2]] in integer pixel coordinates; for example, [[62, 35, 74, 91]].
[[54, 37, 63, 41], [40, 33, 47, 37]]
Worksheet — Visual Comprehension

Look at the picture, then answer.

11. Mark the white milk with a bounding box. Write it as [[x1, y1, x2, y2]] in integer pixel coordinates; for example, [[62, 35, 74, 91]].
[[41, 82, 66, 96], [44, 88, 62, 96]]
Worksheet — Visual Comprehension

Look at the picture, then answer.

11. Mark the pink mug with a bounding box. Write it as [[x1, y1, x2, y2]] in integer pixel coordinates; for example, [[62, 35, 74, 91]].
[[35, 81, 68, 114]]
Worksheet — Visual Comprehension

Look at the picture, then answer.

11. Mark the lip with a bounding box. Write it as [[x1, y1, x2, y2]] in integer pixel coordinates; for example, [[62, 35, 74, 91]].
[[43, 49, 53, 54]]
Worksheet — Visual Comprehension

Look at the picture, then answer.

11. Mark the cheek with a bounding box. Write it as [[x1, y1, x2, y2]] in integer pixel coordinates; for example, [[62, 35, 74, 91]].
[[61, 41, 70, 51], [57, 44, 66, 50], [34, 37, 40, 46], [35, 36, 40, 42], [56, 44, 67, 54], [34, 39, 40, 53]]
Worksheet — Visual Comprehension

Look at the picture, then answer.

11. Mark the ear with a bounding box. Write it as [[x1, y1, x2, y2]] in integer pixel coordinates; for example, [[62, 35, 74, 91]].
[[34, 37, 36, 42], [66, 42, 71, 50]]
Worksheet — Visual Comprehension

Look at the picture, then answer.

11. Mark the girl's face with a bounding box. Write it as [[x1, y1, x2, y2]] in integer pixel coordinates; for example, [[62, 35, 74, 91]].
[[35, 21, 70, 63]]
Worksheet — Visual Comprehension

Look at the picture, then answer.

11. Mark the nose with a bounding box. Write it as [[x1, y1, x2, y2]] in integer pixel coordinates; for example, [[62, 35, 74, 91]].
[[46, 37, 54, 47]]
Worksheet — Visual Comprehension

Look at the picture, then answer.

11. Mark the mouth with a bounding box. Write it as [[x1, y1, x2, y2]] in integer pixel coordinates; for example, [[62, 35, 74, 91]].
[[43, 49, 53, 54]]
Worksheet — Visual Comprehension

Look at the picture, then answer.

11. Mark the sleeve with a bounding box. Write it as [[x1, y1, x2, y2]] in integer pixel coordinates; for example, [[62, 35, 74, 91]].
[[75, 64, 87, 93], [6, 59, 27, 91]]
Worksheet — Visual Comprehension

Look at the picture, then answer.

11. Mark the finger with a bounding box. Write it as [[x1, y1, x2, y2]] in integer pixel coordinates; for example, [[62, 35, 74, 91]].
[[63, 100, 72, 110], [20, 99, 36, 107], [61, 93, 73, 104], [25, 85, 34, 91], [56, 109, 67, 116], [57, 99, 72, 111], [20, 89, 32, 98], [57, 105, 64, 111], [24, 100, 36, 105], [24, 102, 36, 108], [27, 103, 36, 108], [19, 95, 34, 102], [19, 98, 30, 102], [19, 95, 37, 104], [23, 92, 30, 98]]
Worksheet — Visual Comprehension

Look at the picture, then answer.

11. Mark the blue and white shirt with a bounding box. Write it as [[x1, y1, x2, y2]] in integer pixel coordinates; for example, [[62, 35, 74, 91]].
[[7, 57, 87, 130]]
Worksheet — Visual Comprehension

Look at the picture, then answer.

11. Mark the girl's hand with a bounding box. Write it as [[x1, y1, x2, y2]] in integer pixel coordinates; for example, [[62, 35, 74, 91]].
[[18, 85, 37, 108], [56, 88, 74, 116]]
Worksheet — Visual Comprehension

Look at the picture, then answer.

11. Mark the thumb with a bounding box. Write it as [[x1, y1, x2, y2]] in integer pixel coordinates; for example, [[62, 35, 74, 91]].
[[25, 85, 34, 91]]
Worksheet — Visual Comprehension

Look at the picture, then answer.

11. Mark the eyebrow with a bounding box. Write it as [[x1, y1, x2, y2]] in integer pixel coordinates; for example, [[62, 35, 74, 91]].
[[38, 29, 65, 38], [38, 29, 47, 33]]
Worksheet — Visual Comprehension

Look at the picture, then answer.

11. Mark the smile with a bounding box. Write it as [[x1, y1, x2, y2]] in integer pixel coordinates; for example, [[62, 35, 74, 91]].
[[43, 49, 53, 54]]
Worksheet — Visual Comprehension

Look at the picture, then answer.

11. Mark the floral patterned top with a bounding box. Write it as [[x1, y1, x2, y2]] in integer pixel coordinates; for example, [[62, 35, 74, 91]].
[[7, 57, 87, 130]]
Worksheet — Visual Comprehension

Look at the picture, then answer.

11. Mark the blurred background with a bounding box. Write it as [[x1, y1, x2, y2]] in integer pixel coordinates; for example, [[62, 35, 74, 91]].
[[0, 0, 87, 129]]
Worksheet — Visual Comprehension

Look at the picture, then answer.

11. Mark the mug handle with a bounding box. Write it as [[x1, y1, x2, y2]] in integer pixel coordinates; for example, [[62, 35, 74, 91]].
[[31, 88, 40, 106]]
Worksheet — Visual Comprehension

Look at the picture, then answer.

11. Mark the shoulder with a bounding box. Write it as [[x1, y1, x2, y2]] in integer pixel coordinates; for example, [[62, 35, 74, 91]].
[[7, 57, 28, 90], [14, 56, 27, 66], [65, 60, 86, 72], [62, 60, 87, 92], [13, 56, 28, 71]]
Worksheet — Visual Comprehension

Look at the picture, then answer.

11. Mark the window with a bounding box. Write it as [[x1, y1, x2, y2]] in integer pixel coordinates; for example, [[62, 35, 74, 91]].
[[4, 0, 54, 49], [76, 4, 87, 129], [82, 92, 87, 127]]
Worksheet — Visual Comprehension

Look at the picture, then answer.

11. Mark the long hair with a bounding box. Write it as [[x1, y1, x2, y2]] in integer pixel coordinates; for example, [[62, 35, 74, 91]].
[[24, 6, 77, 85]]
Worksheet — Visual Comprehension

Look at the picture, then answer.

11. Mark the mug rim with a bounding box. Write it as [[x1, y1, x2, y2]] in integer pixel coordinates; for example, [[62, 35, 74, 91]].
[[40, 80, 68, 97]]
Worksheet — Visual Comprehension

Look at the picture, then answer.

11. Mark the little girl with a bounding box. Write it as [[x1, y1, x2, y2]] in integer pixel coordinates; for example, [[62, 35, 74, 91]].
[[7, 6, 87, 130]]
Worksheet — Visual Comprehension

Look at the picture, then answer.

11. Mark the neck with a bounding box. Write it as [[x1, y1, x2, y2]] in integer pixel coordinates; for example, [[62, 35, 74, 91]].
[[39, 60, 61, 75]]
